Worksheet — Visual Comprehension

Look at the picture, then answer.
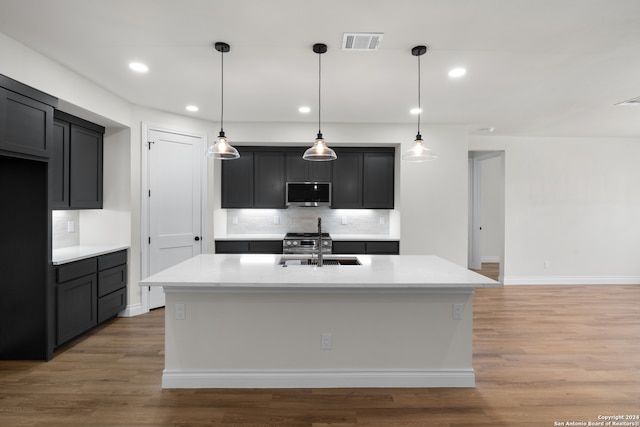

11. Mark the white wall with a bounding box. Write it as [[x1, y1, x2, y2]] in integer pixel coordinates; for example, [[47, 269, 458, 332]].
[[471, 136, 640, 284]]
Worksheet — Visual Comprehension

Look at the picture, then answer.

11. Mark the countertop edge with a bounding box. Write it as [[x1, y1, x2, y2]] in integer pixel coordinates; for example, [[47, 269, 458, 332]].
[[52, 245, 130, 265]]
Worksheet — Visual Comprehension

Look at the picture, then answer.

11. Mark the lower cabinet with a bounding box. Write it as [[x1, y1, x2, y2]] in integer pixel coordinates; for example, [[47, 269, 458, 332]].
[[332, 240, 400, 255], [54, 250, 127, 346], [215, 240, 283, 254]]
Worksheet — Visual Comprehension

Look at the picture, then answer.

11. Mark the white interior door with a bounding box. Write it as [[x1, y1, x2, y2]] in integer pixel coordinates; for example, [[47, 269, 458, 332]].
[[147, 129, 203, 309]]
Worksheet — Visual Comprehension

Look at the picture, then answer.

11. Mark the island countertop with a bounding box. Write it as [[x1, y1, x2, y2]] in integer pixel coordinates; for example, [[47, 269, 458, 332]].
[[140, 254, 499, 290]]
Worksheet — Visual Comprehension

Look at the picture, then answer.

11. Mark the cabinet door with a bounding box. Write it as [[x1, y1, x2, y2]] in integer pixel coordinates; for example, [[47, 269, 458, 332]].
[[331, 152, 363, 208], [332, 241, 366, 254], [363, 151, 394, 209], [221, 151, 254, 208], [249, 240, 283, 254], [0, 87, 53, 159], [57, 274, 98, 345], [69, 124, 103, 209], [215, 240, 250, 253], [286, 151, 332, 182], [254, 151, 285, 208], [365, 241, 399, 255], [52, 120, 70, 208]]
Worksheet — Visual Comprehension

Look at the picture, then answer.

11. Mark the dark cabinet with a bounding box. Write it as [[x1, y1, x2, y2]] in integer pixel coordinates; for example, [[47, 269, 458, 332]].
[[53, 111, 104, 209], [216, 240, 283, 254], [54, 250, 127, 347], [0, 75, 57, 160], [222, 146, 394, 210], [221, 148, 286, 208], [254, 151, 285, 208], [332, 148, 394, 209], [332, 240, 399, 255], [286, 151, 332, 182]]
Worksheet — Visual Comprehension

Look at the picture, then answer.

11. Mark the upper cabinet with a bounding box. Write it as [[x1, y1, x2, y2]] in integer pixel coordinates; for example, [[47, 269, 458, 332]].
[[332, 148, 395, 209], [53, 111, 104, 209], [221, 146, 395, 210], [221, 148, 286, 209], [0, 75, 57, 160], [286, 150, 332, 182]]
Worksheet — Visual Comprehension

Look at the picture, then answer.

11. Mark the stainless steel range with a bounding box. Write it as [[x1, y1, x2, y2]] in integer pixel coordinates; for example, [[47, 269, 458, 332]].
[[283, 232, 332, 255]]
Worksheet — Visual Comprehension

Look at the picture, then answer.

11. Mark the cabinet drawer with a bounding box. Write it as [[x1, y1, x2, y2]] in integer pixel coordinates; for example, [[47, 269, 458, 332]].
[[215, 241, 250, 253], [98, 288, 126, 323], [249, 240, 283, 254], [98, 250, 127, 271], [56, 258, 97, 283], [366, 241, 399, 255], [332, 241, 366, 254], [98, 264, 127, 297]]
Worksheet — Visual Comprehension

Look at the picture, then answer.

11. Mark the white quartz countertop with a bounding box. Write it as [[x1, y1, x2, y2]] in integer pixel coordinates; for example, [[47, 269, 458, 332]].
[[140, 254, 499, 290], [52, 245, 129, 265]]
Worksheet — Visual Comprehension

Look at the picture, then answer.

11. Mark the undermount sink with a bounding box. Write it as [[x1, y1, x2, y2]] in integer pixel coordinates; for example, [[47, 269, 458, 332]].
[[279, 256, 361, 266]]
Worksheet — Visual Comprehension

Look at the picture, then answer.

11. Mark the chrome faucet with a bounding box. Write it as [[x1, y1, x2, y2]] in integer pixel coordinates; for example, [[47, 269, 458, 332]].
[[317, 217, 323, 267]]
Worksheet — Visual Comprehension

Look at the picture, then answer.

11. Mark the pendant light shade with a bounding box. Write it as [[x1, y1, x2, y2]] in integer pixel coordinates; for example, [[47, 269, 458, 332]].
[[303, 43, 337, 162], [206, 42, 239, 160], [402, 45, 437, 162]]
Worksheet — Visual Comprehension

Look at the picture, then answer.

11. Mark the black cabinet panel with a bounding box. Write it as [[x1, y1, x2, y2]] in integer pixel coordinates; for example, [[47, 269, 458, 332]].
[[254, 151, 285, 208], [52, 113, 104, 210], [249, 240, 283, 254], [332, 240, 400, 255], [363, 152, 394, 209], [56, 274, 98, 345], [98, 287, 126, 323], [332, 241, 366, 254], [98, 265, 127, 297], [69, 125, 103, 208], [221, 152, 254, 208], [0, 87, 54, 159], [52, 120, 70, 208], [331, 151, 363, 209], [365, 241, 400, 255], [215, 240, 250, 253], [98, 250, 127, 271], [286, 151, 332, 182]]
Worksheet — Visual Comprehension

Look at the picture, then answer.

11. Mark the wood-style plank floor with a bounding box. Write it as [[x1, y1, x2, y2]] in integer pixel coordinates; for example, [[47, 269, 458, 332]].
[[1, 264, 639, 426]]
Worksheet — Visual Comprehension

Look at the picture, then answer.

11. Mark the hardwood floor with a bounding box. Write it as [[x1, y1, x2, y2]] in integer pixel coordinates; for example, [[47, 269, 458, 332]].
[[1, 266, 639, 426]]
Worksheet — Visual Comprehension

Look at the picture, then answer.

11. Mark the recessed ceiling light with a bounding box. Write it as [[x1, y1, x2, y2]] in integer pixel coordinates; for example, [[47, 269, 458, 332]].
[[448, 68, 466, 78], [129, 62, 148, 73], [477, 127, 496, 133], [186, 105, 199, 112], [410, 108, 422, 115], [298, 106, 311, 113]]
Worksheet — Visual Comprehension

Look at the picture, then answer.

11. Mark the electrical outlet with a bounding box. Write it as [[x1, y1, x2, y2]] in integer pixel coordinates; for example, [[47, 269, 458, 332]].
[[379, 216, 385, 225], [232, 216, 238, 225], [453, 303, 464, 320], [341, 216, 348, 225], [67, 221, 75, 233], [321, 333, 332, 349], [544, 260, 551, 269], [273, 216, 280, 225], [175, 303, 186, 320]]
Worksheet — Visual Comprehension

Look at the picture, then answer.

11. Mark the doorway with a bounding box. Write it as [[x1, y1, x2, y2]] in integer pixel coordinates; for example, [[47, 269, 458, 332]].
[[141, 124, 206, 311], [468, 151, 505, 283]]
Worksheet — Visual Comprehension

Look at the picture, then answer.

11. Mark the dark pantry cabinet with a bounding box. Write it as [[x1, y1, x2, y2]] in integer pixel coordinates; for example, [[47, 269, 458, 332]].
[[0, 74, 58, 360], [52, 111, 104, 209]]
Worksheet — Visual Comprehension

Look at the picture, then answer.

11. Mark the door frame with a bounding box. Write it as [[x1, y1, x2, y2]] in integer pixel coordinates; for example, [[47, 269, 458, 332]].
[[468, 150, 505, 283], [140, 122, 208, 313]]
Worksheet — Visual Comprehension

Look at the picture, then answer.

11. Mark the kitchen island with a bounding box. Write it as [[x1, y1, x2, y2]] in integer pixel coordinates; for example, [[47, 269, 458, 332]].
[[141, 254, 499, 388]]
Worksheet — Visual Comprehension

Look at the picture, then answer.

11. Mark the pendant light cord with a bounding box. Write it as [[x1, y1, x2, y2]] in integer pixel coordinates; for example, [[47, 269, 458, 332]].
[[220, 47, 224, 133], [417, 53, 421, 135], [318, 51, 322, 135]]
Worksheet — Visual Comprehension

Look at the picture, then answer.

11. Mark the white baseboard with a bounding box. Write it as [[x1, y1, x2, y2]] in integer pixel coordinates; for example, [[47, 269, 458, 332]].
[[481, 256, 500, 263], [162, 368, 475, 389], [118, 303, 144, 317], [504, 276, 640, 285]]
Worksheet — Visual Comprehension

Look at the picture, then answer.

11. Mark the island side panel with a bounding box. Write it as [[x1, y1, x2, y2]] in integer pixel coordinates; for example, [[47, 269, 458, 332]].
[[162, 288, 475, 388]]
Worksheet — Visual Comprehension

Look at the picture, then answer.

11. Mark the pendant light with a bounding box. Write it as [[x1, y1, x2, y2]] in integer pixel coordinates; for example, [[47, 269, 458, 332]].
[[402, 45, 437, 162], [303, 43, 337, 162], [206, 42, 240, 160]]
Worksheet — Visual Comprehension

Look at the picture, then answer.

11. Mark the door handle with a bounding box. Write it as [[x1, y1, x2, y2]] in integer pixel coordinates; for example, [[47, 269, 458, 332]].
[[194, 236, 200, 241]]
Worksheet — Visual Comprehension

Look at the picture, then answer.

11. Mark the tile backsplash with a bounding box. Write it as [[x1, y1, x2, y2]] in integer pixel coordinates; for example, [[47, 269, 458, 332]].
[[226, 208, 390, 235], [52, 210, 80, 249]]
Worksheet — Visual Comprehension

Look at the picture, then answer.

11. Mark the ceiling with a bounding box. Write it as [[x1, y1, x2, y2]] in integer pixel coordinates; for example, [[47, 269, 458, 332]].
[[1, 0, 639, 137]]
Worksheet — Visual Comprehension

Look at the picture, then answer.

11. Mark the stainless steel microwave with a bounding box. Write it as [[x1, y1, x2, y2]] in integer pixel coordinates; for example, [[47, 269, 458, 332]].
[[286, 182, 331, 207]]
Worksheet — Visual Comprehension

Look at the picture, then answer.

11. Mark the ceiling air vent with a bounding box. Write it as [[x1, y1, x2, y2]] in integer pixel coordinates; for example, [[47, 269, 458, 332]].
[[342, 32, 384, 51], [616, 96, 640, 106]]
